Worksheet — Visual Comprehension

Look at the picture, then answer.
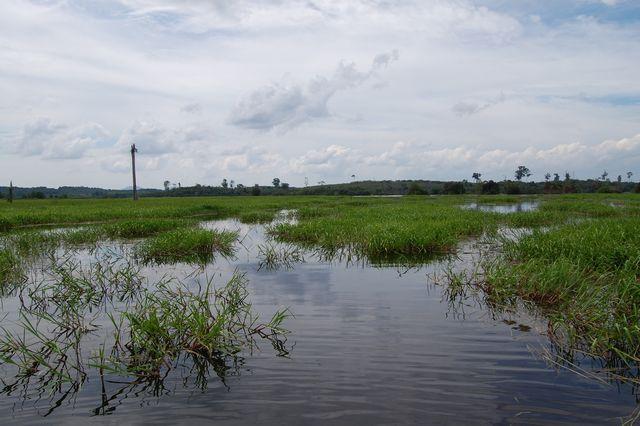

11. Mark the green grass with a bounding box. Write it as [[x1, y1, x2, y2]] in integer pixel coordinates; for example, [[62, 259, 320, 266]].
[[101, 218, 193, 239], [239, 210, 277, 224], [0, 196, 340, 231], [135, 228, 238, 264], [272, 201, 492, 261], [0, 249, 22, 285], [107, 272, 290, 376], [484, 216, 640, 363], [1, 194, 638, 267], [0, 256, 290, 406], [257, 242, 305, 270]]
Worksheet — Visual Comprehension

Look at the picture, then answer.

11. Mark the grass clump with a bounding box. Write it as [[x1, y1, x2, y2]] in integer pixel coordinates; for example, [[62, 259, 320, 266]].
[[102, 218, 192, 239], [239, 210, 276, 224], [484, 217, 640, 363], [107, 272, 290, 377], [0, 249, 23, 285], [272, 202, 489, 262], [0, 256, 291, 410], [257, 243, 305, 270], [135, 228, 238, 264]]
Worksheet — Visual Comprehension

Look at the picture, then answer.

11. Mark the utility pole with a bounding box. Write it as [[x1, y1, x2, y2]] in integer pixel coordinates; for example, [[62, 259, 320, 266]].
[[8, 181, 13, 203], [131, 144, 138, 201]]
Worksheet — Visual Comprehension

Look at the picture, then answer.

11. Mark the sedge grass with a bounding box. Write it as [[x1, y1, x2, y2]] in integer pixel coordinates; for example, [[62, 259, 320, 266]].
[[483, 216, 640, 364], [101, 218, 193, 239], [257, 242, 305, 270], [0, 249, 23, 286], [135, 228, 238, 264], [272, 202, 491, 260], [106, 271, 290, 377]]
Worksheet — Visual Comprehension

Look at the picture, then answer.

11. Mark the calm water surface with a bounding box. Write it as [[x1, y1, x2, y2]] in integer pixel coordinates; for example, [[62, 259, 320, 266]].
[[461, 201, 539, 213], [0, 218, 637, 425]]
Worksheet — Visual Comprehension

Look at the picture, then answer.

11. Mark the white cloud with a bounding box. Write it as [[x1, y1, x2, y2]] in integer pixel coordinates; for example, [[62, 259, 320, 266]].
[[229, 51, 399, 131], [215, 145, 284, 173], [113, 1, 522, 42], [9, 117, 109, 159], [291, 144, 351, 170], [350, 134, 640, 180], [0, 0, 639, 188]]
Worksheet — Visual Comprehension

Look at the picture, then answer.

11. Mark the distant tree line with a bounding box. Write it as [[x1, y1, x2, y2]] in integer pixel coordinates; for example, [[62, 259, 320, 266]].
[[3, 168, 640, 200], [0, 186, 164, 200]]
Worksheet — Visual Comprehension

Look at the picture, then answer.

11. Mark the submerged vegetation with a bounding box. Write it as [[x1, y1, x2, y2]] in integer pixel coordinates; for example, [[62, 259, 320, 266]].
[[104, 271, 290, 378], [257, 242, 305, 271], [0, 250, 290, 414]]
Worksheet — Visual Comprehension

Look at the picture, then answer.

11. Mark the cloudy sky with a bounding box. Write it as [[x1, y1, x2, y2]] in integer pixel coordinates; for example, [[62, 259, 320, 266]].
[[1, 0, 639, 188]]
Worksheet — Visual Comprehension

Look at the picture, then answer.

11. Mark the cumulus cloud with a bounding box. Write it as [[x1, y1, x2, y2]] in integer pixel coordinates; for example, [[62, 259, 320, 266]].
[[229, 51, 399, 131], [290, 144, 353, 173], [9, 118, 109, 159], [215, 145, 284, 173], [302, 134, 640, 181]]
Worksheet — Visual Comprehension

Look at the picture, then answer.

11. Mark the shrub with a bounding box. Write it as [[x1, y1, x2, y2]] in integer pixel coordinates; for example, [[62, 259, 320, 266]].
[[407, 182, 427, 195], [504, 182, 521, 194], [481, 180, 500, 195], [443, 182, 465, 195]]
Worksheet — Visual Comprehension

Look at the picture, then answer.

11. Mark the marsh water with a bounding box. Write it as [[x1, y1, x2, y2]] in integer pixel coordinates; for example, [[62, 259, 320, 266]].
[[461, 201, 539, 213], [0, 217, 638, 425]]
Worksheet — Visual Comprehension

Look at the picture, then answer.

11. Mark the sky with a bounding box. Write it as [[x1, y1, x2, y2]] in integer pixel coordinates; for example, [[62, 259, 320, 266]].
[[1, 0, 639, 189]]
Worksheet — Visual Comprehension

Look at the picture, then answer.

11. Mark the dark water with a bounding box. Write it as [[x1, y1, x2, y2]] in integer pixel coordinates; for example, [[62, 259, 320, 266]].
[[0, 219, 637, 425], [462, 202, 539, 213]]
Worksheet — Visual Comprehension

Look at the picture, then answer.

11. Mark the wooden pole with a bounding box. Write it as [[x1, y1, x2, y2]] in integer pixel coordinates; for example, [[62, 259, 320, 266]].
[[8, 181, 13, 203], [131, 144, 138, 201]]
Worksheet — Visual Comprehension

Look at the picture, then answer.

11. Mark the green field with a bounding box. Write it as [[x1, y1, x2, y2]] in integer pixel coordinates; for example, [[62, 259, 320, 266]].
[[1, 193, 640, 379]]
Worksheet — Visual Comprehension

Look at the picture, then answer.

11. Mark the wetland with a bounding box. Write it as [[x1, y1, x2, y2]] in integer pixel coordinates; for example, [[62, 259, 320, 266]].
[[0, 194, 640, 424]]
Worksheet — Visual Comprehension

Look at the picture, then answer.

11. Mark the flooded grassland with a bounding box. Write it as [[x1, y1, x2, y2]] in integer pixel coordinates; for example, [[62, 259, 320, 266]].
[[0, 194, 639, 424]]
